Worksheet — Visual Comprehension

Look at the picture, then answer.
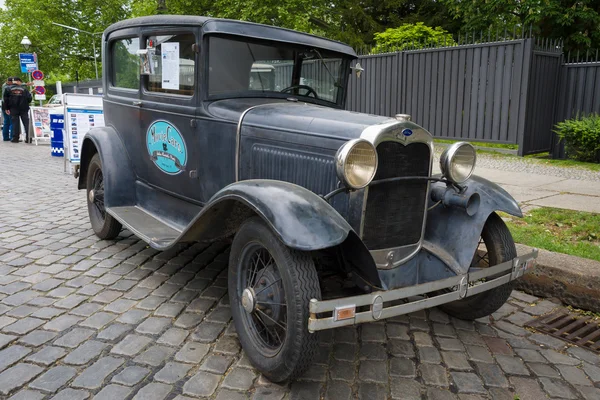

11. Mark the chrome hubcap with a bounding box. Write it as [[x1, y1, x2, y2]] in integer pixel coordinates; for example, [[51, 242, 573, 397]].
[[241, 287, 256, 314], [88, 189, 95, 203]]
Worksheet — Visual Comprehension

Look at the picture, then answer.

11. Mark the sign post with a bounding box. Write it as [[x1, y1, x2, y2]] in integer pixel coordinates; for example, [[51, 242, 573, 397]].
[[31, 70, 45, 105]]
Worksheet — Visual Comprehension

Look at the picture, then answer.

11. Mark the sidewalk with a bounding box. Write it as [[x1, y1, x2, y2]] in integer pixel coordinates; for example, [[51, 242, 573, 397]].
[[433, 155, 600, 214], [477, 167, 600, 213]]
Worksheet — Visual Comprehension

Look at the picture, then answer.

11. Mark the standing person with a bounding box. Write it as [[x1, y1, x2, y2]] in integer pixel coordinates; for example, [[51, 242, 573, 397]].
[[1, 77, 13, 141], [3, 77, 32, 143]]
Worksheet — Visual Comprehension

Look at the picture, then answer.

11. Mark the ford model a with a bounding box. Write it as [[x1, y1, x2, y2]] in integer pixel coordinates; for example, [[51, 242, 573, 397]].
[[77, 16, 538, 382]]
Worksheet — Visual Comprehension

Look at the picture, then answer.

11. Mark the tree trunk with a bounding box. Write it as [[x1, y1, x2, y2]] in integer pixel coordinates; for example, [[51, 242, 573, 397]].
[[157, 0, 167, 14]]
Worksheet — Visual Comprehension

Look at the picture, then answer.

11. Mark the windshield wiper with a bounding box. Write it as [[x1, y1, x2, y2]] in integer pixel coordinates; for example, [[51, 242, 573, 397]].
[[312, 49, 343, 89]]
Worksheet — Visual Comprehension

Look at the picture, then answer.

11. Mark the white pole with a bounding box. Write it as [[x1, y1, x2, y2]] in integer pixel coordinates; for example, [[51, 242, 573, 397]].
[[56, 81, 62, 95], [92, 38, 99, 80]]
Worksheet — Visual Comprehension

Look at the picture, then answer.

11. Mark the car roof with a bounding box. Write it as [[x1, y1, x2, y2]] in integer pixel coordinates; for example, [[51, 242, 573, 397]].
[[104, 15, 357, 58]]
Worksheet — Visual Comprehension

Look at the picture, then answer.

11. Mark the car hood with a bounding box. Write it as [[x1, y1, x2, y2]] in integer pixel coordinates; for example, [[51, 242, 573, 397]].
[[207, 99, 393, 141]]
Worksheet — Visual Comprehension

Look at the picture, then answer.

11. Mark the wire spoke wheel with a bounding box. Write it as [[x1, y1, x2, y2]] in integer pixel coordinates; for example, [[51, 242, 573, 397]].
[[86, 154, 122, 240], [440, 212, 517, 320], [239, 244, 288, 354], [91, 168, 106, 219], [229, 217, 321, 382]]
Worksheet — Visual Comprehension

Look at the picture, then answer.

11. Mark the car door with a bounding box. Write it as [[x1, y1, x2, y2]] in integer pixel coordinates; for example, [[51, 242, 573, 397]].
[[104, 29, 142, 174], [137, 27, 202, 202]]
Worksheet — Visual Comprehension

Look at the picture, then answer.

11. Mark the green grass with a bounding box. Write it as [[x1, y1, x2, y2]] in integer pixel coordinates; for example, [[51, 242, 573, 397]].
[[502, 207, 600, 262], [434, 139, 600, 171], [434, 138, 518, 150], [525, 153, 600, 172]]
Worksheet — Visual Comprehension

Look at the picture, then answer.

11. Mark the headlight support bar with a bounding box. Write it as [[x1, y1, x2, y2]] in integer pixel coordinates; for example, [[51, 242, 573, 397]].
[[323, 176, 460, 202]]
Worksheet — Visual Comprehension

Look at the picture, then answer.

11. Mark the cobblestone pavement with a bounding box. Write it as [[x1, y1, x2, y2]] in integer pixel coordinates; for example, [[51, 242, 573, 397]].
[[0, 142, 599, 400]]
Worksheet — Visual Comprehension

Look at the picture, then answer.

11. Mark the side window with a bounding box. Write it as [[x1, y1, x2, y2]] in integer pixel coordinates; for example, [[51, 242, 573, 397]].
[[145, 33, 196, 96], [112, 37, 140, 89]]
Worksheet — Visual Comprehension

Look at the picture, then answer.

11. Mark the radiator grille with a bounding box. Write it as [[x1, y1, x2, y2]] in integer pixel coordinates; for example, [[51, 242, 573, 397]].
[[362, 141, 431, 250]]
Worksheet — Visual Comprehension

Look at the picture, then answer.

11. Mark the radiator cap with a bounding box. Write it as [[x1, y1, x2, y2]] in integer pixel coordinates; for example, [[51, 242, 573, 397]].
[[394, 114, 411, 122]]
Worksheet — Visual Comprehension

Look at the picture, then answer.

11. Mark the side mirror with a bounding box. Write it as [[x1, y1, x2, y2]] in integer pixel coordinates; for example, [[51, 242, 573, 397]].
[[350, 62, 364, 78]]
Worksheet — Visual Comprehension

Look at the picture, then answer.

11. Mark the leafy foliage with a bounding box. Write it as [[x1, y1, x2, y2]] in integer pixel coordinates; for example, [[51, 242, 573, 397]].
[[0, 0, 129, 82], [373, 22, 455, 52], [131, 0, 460, 48], [554, 114, 600, 163], [440, 0, 600, 53]]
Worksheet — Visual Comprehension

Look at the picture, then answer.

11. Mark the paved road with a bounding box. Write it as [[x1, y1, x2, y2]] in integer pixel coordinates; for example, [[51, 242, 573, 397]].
[[0, 142, 599, 400]]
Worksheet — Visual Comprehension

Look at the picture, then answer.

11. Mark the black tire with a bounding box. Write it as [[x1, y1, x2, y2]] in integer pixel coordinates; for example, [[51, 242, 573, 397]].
[[86, 153, 122, 240], [229, 217, 321, 382], [440, 212, 516, 320]]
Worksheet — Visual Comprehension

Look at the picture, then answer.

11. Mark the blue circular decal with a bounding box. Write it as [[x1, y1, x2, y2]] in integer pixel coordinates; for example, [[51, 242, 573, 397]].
[[146, 120, 187, 175], [402, 128, 413, 137]]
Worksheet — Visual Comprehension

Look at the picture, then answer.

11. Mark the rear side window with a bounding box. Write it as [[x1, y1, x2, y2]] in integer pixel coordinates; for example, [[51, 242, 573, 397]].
[[112, 37, 140, 89], [145, 33, 196, 96]]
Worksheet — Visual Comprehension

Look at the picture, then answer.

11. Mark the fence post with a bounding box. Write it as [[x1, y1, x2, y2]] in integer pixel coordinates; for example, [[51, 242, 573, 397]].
[[517, 38, 534, 156]]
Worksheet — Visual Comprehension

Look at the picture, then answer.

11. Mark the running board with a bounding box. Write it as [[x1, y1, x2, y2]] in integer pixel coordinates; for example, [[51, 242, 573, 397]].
[[108, 206, 182, 248]]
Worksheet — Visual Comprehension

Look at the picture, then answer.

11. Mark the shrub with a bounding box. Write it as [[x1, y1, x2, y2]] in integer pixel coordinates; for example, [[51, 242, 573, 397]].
[[373, 23, 455, 53], [554, 114, 600, 163]]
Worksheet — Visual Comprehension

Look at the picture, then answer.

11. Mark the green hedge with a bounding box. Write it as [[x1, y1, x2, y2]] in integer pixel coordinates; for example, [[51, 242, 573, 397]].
[[554, 114, 600, 163]]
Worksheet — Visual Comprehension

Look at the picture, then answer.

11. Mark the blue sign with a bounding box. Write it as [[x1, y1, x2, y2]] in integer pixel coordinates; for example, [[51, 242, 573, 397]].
[[19, 53, 37, 73], [402, 128, 413, 137], [146, 120, 187, 175]]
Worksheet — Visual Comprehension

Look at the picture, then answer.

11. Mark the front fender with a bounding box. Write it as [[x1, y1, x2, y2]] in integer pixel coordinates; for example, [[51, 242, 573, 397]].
[[77, 127, 136, 208], [424, 175, 522, 274], [181, 180, 353, 251]]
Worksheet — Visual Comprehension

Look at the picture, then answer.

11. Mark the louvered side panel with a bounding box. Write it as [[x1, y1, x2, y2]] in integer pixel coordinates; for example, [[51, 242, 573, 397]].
[[251, 145, 338, 195]]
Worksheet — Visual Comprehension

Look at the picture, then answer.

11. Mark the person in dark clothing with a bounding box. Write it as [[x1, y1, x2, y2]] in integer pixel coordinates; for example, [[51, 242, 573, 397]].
[[3, 77, 32, 143], [1, 77, 13, 141]]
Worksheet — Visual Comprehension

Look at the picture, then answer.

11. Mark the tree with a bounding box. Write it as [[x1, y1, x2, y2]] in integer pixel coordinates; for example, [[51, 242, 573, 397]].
[[440, 0, 600, 53], [373, 22, 455, 52], [131, 0, 458, 48], [0, 0, 129, 82]]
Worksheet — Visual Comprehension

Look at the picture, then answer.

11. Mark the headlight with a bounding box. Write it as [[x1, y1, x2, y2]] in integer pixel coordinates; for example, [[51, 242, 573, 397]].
[[440, 142, 476, 184], [335, 139, 378, 189]]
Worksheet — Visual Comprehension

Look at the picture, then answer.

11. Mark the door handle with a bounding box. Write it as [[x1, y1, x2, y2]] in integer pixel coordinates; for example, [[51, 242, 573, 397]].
[[133, 101, 142, 106]]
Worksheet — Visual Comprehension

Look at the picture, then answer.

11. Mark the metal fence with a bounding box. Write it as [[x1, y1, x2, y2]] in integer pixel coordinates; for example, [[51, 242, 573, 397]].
[[56, 38, 597, 158], [551, 58, 600, 157], [347, 37, 570, 156]]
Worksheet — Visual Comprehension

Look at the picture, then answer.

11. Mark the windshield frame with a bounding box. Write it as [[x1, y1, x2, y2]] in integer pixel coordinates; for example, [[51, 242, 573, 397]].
[[203, 33, 353, 109]]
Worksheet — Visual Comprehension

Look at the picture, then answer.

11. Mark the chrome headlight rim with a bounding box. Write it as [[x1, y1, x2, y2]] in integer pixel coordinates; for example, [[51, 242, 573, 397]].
[[335, 138, 378, 190], [440, 142, 477, 184]]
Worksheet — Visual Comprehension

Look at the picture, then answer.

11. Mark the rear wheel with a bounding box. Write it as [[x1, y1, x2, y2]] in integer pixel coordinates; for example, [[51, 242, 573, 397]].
[[440, 212, 516, 320], [229, 217, 321, 382], [86, 154, 122, 240]]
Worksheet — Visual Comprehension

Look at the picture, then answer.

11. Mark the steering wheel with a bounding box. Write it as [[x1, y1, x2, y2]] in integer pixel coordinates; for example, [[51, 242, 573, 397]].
[[280, 84, 319, 98]]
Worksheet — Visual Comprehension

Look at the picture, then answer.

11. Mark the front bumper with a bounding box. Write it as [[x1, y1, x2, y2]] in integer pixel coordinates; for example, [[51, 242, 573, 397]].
[[308, 249, 538, 332]]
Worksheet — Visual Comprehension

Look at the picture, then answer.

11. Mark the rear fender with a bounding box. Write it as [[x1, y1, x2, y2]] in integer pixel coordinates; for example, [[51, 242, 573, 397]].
[[425, 175, 522, 275], [77, 127, 136, 208]]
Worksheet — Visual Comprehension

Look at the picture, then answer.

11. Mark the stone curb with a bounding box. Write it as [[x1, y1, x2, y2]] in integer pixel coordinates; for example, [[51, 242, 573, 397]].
[[514, 243, 600, 312]]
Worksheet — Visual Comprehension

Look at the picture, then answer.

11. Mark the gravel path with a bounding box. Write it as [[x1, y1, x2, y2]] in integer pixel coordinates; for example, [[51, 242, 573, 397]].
[[433, 146, 600, 182]]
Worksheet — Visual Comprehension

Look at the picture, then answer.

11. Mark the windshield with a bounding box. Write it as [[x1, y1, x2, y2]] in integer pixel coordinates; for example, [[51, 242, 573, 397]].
[[48, 95, 62, 105], [208, 36, 348, 105]]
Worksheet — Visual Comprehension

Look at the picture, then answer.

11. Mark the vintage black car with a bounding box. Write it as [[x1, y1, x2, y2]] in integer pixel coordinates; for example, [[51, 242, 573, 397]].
[[76, 15, 538, 382]]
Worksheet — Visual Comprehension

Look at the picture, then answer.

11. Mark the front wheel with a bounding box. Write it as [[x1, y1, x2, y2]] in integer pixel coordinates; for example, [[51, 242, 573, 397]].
[[440, 212, 516, 320], [229, 217, 321, 382], [86, 154, 122, 240]]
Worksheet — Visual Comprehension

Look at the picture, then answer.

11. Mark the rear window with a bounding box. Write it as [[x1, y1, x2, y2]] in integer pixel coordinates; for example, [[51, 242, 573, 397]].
[[112, 37, 140, 89]]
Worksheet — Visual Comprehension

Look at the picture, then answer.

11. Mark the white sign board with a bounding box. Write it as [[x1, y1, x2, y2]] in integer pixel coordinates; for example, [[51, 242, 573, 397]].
[[161, 42, 180, 90], [29, 107, 52, 145], [63, 93, 104, 164]]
